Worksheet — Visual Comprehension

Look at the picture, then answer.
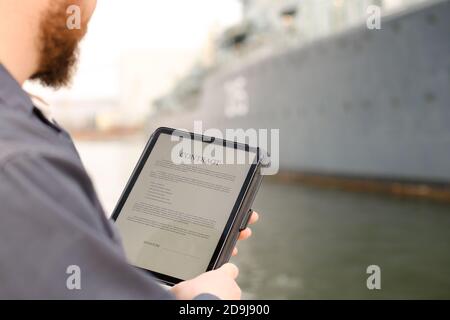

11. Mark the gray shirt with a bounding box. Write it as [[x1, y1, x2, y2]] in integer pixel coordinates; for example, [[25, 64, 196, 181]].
[[0, 64, 194, 299]]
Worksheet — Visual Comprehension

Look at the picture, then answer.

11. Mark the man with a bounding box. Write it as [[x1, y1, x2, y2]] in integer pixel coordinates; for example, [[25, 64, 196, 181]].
[[0, 0, 258, 299]]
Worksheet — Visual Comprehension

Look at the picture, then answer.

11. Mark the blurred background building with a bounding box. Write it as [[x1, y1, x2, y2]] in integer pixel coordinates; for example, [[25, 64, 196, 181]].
[[25, 0, 450, 299]]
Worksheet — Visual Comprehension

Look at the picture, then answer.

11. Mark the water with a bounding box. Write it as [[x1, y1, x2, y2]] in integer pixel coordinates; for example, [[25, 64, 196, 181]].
[[76, 137, 450, 299], [235, 183, 450, 299]]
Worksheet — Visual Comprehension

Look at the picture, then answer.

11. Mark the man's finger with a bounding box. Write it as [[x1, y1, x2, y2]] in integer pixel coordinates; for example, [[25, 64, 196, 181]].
[[218, 263, 239, 279], [248, 211, 259, 225], [232, 247, 238, 256], [238, 227, 252, 240]]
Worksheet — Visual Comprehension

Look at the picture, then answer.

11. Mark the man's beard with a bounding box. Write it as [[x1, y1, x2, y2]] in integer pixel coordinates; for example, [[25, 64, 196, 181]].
[[31, 2, 87, 88]]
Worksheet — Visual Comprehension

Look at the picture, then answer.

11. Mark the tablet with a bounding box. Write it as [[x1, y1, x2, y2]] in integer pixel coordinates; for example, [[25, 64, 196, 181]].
[[112, 127, 265, 286]]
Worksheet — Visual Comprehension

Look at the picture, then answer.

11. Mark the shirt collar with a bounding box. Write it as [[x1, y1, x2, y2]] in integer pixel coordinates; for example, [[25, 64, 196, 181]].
[[0, 64, 35, 114]]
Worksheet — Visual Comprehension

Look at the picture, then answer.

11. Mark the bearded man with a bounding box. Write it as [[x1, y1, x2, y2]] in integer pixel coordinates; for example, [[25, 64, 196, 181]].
[[0, 0, 258, 299]]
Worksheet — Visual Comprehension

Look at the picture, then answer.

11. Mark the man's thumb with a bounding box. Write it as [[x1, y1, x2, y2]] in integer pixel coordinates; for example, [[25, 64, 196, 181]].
[[218, 263, 239, 279]]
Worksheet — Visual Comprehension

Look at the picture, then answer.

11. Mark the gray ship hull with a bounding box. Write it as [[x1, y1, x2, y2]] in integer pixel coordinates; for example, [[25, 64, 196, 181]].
[[150, 0, 450, 184]]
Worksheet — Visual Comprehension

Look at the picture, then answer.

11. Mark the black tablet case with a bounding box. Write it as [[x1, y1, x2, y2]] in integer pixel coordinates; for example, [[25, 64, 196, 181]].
[[214, 161, 265, 269]]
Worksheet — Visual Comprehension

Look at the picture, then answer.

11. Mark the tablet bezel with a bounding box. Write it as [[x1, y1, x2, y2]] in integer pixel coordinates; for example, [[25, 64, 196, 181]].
[[111, 127, 260, 285]]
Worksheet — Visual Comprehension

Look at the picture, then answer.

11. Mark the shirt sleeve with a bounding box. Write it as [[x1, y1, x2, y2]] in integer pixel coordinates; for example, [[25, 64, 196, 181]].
[[0, 151, 176, 299]]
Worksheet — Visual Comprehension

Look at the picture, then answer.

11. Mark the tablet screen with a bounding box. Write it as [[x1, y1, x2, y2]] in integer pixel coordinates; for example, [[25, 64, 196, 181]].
[[115, 131, 257, 281]]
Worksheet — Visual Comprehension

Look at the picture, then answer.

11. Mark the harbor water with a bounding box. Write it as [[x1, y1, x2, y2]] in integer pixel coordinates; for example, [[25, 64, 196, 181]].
[[76, 137, 450, 299]]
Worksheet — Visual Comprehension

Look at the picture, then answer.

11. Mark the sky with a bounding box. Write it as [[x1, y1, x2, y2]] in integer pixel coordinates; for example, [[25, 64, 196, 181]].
[[25, 0, 243, 105]]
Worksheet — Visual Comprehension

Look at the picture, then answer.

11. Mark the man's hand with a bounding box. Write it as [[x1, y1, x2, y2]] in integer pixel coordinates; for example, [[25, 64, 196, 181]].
[[171, 263, 241, 300], [232, 210, 259, 256], [171, 211, 259, 300]]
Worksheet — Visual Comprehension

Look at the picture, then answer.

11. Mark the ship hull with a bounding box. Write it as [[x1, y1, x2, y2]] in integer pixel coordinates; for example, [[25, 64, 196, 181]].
[[150, 1, 450, 184]]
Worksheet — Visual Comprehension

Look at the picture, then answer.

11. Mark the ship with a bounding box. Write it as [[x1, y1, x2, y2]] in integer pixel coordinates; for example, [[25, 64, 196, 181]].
[[148, 0, 450, 200]]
